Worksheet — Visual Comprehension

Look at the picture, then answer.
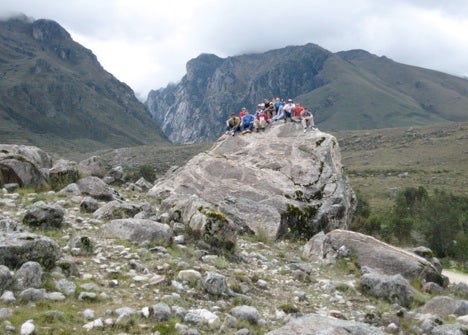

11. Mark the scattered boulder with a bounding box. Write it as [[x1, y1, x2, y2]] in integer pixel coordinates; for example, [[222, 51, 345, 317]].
[[230, 305, 259, 324], [101, 219, 172, 246], [0, 144, 52, 188], [22, 201, 65, 229], [203, 272, 228, 296], [148, 127, 356, 240], [80, 196, 99, 213], [58, 183, 81, 197], [93, 199, 140, 220], [422, 296, 468, 317], [55, 278, 76, 297], [360, 272, 417, 308], [76, 176, 121, 201], [0, 232, 61, 270], [48, 159, 79, 190], [150, 302, 171, 322], [266, 314, 385, 334], [67, 236, 94, 256], [0, 265, 13, 292], [0, 158, 48, 189], [78, 156, 107, 178], [303, 230, 444, 286], [14, 261, 43, 291], [135, 177, 153, 190], [54, 259, 80, 277], [0, 218, 18, 233], [0, 144, 52, 168], [19, 288, 46, 302]]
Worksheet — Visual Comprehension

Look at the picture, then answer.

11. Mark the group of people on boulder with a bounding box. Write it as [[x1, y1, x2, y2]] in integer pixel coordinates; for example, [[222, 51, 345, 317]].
[[225, 97, 317, 136]]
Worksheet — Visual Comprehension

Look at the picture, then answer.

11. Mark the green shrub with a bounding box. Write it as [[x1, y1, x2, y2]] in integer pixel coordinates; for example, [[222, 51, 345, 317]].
[[380, 187, 467, 260]]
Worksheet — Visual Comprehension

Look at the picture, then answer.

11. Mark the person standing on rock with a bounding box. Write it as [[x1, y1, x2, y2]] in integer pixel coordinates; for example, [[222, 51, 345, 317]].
[[225, 113, 241, 136]]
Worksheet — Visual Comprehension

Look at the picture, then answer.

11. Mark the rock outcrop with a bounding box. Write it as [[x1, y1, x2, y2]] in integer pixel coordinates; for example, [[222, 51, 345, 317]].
[[148, 124, 356, 240], [0, 144, 51, 188], [0, 233, 61, 270], [303, 230, 445, 286]]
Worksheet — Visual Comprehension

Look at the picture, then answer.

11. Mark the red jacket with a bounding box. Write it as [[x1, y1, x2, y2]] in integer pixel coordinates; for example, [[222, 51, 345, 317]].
[[256, 111, 269, 122]]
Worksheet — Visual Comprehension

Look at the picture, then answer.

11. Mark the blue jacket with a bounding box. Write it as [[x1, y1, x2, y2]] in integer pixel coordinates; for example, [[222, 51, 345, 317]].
[[242, 114, 255, 125]]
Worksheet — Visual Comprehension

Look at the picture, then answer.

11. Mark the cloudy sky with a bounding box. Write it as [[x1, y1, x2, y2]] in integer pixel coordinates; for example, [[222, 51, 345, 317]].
[[2, 0, 468, 100]]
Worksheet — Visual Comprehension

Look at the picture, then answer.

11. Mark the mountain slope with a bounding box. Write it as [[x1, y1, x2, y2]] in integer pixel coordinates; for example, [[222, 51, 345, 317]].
[[146, 44, 468, 143], [0, 16, 168, 156]]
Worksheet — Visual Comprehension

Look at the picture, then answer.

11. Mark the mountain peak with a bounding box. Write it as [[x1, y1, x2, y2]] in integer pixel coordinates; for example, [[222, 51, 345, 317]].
[[31, 19, 71, 42], [147, 43, 468, 143]]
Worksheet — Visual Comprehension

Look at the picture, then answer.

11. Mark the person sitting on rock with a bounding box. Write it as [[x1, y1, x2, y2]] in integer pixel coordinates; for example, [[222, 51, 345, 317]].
[[292, 102, 304, 123], [270, 100, 285, 122], [300, 108, 317, 132], [274, 97, 282, 114], [225, 113, 241, 136], [265, 101, 276, 119], [239, 107, 248, 119], [282, 99, 295, 122], [253, 108, 270, 132], [240, 110, 255, 133]]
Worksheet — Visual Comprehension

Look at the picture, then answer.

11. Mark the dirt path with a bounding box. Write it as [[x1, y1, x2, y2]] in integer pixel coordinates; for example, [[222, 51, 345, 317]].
[[443, 270, 468, 285]]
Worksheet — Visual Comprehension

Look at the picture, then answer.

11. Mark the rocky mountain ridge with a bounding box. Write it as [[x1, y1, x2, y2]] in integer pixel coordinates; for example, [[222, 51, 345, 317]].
[[0, 16, 168, 156], [146, 44, 468, 144]]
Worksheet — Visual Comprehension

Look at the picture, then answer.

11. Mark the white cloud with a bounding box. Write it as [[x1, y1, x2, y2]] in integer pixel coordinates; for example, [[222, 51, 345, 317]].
[[1, 0, 467, 98]]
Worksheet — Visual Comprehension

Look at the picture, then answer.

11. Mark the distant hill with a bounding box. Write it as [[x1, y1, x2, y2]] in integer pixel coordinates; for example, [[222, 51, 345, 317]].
[[146, 44, 468, 143], [0, 16, 168, 157]]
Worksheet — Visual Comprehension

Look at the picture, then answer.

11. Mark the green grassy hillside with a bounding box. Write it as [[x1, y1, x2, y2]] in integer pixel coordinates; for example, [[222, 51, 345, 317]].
[[332, 122, 468, 212], [296, 51, 468, 131]]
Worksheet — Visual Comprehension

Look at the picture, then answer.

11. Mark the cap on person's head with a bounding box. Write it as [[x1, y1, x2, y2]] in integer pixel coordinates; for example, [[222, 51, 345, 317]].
[[287, 99, 293, 102]]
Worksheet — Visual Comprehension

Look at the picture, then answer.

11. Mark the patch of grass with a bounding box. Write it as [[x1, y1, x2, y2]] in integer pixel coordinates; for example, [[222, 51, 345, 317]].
[[214, 256, 229, 270], [151, 317, 180, 334], [278, 303, 300, 314]]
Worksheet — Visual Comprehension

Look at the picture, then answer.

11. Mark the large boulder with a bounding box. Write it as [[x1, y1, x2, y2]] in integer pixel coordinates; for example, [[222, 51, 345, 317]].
[[48, 159, 80, 190], [22, 201, 65, 230], [101, 219, 172, 247], [78, 156, 107, 178], [303, 230, 444, 286], [0, 145, 52, 188], [422, 296, 468, 317], [148, 124, 356, 240], [266, 314, 385, 334], [0, 233, 61, 270], [360, 273, 417, 308], [76, 176, 121, 201], [93, 200, 141, 220], [0, 145, 53, 168]]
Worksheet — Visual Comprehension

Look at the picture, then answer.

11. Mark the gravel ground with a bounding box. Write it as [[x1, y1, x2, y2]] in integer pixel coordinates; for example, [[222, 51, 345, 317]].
[[443, 270, 468, 285]]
